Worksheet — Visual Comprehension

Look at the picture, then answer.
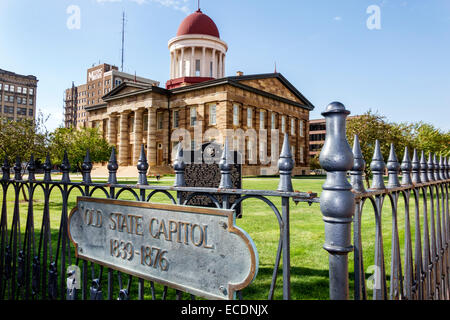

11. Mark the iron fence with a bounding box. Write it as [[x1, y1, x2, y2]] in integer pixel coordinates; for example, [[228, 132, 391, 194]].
[[0, 101, 448, 300], [319, 102, 449, 300], [0, 135, 317, 300]]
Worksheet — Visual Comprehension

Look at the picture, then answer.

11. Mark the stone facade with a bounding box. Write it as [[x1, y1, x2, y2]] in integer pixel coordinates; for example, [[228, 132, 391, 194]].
[[86, 73, 314, 176]]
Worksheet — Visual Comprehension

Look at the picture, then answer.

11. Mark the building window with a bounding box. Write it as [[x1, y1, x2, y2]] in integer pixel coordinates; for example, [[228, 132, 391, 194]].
[[17, 107, 27, 115], [10, 85, 14, 92], [0, 83, 2, 90], [291, 118, 295, 135], [209, 104, 216, 125], [281, 116, 286, 134], [9, 96, 14, 103], [157, 112, 163, 130], [195, 59, 201, 77], [190, 107, 197, 126], [299, 146, 304, 163], [233, 104, 239, 126], [143, 114, 148, 131], [17, 86, 22, 93], [29, 88, 33, 95], [17, 97, 22, 104], [4, 85, 9, 91], [210, 61, 213, 77], [173, 110, 179, 128], [247, 140, 255, 163], [247, 107, 253, 128], [260, 110, 265, 129], [271, 112, 276, 130], [29, 109, 33, 116], [299, 120, 304, 137]]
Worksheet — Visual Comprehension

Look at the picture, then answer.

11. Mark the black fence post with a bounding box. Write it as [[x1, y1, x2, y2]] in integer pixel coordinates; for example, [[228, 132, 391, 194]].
[[319, 102, 355, 300]]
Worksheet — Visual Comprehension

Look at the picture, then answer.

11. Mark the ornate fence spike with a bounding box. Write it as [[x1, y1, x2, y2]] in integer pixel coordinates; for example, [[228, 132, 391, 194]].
[[370, 140, 386, 190], [277, 133, 294, 192], [137, 144, 149, 185], [81, 149, 93, 184], [319, 102, 355, 300], [445, 156, 449, 179], [420, 151, 429, 183], [400, 146, 412, 186], [43, 153, 52, 182], [411, 149, 421, 184], [173, 142, 186, 187], [27, 154, 36, 182], [387, 143, 401, 188], [14, 156, 22, 180], [219, 137, 232, 189], [2, 157, 10, 181], [433, 153, 442, 181], [427, 153, 435, 181], [61, 150, 71, 183], [438, 155, 444, 180], [107, 147, 118, 185], [350, 135, 366, 192]]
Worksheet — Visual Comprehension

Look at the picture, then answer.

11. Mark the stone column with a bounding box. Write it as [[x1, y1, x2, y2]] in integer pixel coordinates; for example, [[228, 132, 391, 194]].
[[118, 111, 130, 166], [147, 107, 157, 169], [212, 49, 216, 78], [107, 114, 118, 146], [190, 47, 195, 77], [222, 53, 226, 77], [133, 109, 144, 165], [180, 48, 184, 77], [170, 51, 174, 79], [219, 52, 223, 78], [202, 47, 206, 77]]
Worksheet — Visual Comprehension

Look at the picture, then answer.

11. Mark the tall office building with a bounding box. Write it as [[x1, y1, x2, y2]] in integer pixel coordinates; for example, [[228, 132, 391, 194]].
[[64, 63, 159, 128], [0, 69, 38, 122]]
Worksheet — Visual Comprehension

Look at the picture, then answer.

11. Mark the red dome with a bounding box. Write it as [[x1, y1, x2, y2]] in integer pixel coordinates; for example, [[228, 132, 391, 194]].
[[176, 9, 220, 38]]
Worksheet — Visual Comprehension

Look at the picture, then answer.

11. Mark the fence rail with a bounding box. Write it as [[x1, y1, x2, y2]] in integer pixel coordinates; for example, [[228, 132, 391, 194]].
[[0, 101, 448, 300]]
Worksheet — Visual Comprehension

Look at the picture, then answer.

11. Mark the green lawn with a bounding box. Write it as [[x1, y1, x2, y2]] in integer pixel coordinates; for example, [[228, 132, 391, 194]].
[[0, 175, 432, 300]]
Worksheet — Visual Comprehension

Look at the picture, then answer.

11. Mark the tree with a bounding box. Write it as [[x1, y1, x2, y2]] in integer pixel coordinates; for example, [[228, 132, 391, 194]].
[[409, 123, 450, 157], [0, 112, 50, 166], [49, 127, 112, 172]]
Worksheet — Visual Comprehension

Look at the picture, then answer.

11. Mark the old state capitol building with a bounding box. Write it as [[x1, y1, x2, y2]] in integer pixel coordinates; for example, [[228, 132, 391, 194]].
[[85, 9, 315, 176]]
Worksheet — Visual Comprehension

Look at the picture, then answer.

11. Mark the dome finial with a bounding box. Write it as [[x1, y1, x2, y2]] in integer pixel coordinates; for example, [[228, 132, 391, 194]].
[[197, 0, 201, 12]]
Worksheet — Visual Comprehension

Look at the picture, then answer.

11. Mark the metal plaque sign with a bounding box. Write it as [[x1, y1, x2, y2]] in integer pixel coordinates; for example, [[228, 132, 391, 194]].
[[68, 197, 258, 300]]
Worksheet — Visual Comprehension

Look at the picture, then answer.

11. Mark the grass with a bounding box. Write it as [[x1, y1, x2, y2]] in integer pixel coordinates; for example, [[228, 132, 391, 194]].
[[0, 175, 437, 300]]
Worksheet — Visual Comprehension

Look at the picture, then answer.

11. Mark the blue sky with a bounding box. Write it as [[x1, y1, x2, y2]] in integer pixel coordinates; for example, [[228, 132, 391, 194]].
[[1, 0, 449, 131]]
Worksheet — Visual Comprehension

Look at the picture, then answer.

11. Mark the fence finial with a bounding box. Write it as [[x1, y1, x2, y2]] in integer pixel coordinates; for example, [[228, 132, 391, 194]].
[[438, 155, 444, 181], [411, 149, 421, 184], [401, 147, 412, 186], [420, 151, 429, 183], [27, 154, 36, 182], [60, 150, 71, 183], [427, 153, 435, 181], [350, 135, 366, 192], [43, 153, 52, 182], [370, 140, 386, 189], [81, 149, 93, 184], [433, 154, 442, 180], [173, 142, 186, 187], [444, 156, 449, 179], [2, 157, 10, 181], [219, 137, 232, 189], [319, 102, 354, 300], [387, 144, 400, 188], [14, 156, 22, 181], [277, 133, 294, 192], [107, 147, 118, 185], [137, 144, 148, 185]]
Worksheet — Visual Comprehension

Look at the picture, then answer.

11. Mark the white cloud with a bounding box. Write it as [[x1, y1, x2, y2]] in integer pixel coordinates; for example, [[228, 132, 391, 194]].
[[96, 0, 190, 13], [333, 16, 342, 21], [148, 0, 190, 14]]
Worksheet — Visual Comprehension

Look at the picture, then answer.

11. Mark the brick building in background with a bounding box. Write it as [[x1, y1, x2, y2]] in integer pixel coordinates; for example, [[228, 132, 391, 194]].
[[64, 63, 159, 129], [0, 69, 38, 122]]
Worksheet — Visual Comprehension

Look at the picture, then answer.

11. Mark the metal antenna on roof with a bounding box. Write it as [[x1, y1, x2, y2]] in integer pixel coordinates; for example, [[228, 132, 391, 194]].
[[274, 61, 277, 73], [198, 0, 200, 11], [121, 11, 126, 72]]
